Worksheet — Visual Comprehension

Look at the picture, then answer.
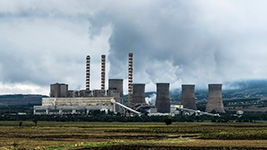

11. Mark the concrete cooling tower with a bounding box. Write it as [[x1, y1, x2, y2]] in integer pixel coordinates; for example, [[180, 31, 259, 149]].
[[131, 84, 146, 106], [206, 84, 225, 113], [181, 85, 197, 110], [155, 83, 170, 113]]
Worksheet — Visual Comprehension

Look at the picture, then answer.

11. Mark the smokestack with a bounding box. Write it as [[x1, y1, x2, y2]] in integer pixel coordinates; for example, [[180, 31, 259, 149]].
[[86, 55, 90, 91], [206, 84, 225, 113], [101, 55, 106, 90], [155, 83, 170, 113], [181, 85, 197, 110], [128, 53, 133, 106], [132, 84, 146, 106]]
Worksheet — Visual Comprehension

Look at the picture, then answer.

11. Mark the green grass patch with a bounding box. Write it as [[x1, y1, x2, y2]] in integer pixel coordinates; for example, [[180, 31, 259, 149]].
[[47, 138, 190, 150]]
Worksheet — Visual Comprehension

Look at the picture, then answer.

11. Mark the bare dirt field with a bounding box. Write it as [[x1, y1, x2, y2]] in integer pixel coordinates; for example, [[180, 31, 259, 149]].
[[0, 121, 266, 150]]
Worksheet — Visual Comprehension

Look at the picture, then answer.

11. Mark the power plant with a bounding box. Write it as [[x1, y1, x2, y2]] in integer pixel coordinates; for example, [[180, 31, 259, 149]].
[[206, 84, 225, 113], [34, 53, 224, 116], [181, 85, 197, 110], [34, 53, 145, 115]]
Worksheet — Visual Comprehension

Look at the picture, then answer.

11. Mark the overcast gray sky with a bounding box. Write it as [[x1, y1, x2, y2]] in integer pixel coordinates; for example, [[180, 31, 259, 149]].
[[0, 0, 267, 95]]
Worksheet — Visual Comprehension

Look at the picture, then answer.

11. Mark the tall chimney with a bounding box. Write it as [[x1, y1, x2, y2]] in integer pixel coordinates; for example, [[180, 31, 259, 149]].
[[128, 53, 133, 106], [101, 55, 106, 90], [86, 55, 90, 91]]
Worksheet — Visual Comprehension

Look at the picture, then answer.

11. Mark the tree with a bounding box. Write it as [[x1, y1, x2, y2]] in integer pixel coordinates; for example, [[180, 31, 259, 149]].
[[32, 118, 38, 126], [164, 116, 172, 126], [19, 121, 23, 127]]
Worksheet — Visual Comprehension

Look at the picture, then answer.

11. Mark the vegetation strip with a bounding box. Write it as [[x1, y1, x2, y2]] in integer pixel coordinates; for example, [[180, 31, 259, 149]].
[[0, 122, 267, 149]]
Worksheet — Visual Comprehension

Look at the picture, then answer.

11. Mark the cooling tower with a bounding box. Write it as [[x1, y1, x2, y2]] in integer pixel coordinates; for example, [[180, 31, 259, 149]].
[[131, 84, 146, 106], [206, 84, 225, 113], [101, 55, 106, 90], [128, 53, 133, 106], [181, 85, 197, 110], [155, 83, 170, 113]]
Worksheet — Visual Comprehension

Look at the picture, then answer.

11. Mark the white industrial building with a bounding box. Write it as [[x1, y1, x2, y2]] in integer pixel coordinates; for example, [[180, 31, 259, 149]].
[[34, 97, 116, 115]]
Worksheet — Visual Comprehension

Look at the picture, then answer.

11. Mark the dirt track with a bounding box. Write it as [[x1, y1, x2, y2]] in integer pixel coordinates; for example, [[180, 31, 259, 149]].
[[77, 145, 267, 150]]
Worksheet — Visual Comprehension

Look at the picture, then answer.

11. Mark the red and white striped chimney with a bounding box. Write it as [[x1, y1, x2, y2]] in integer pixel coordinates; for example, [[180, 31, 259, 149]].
[[101, 55, 106, 90], [86, 55, 90, 91], [128, 53, 133, 106]]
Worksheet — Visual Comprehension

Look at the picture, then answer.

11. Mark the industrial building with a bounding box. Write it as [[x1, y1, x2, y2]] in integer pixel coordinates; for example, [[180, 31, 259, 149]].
[[34, 54, 143, 115], [108, 79, 124, 113], [34, 97, 115, 115], [50, 83, 68, 97]]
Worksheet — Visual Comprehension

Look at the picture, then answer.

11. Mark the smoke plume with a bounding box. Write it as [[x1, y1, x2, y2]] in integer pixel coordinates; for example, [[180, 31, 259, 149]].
[[145, 93, 157, 105], [88, 0, 267, 90]]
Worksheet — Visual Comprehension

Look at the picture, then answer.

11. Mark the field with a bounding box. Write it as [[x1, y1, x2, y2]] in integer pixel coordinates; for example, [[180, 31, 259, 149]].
[[0, 121, 267, 150]]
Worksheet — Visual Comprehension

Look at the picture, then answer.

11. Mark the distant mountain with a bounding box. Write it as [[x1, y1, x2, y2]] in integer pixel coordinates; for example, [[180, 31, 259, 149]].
[[126, 80, 267, 104], [0, 94, 47, 106]]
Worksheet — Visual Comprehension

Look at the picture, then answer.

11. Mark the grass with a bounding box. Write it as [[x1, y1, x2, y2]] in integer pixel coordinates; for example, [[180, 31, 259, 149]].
[[0, 121, 267, 149], [47, 138, 190, 150]]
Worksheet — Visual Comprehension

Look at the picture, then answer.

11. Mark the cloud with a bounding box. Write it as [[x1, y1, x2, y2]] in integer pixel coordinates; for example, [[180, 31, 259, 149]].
[[1, 0, 267, 95], [0, 2, 111, 94], [0, 82, 49, 94], [88, 0, 267, 89]]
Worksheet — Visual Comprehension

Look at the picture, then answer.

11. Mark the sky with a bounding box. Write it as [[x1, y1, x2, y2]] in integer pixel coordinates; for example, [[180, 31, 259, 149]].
[[0, 0, 267, 95]]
